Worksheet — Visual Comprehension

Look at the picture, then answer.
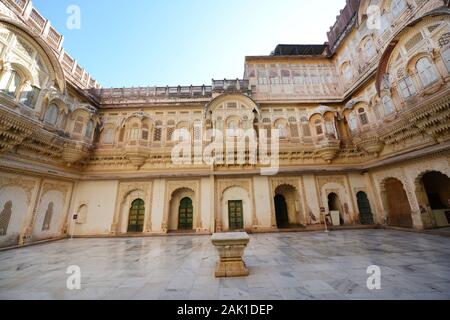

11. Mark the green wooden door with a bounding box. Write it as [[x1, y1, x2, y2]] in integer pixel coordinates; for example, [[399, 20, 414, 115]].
[[228, 200, 244, 231], [178, 197, 193, 230], [128, 199, 145, 233]]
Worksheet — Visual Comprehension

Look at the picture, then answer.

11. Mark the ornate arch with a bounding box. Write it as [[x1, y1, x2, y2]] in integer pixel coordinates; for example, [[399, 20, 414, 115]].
[[0, 19, 65, 93], [375, 8, 450, 94], [204, 93, 261, 118], [111, 182, 152, 234], [308, 105, 337, 121]]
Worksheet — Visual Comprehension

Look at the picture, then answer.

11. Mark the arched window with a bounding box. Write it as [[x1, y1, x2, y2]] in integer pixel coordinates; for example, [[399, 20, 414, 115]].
[[358, 108, 369, 126], [103, 128, 114, 144], [142, 124, 149, 140], [227, 120, 239, 137], [398, 75, 417, 99], [130, 124, 140, 141], [348, 112, 357, 132], [442, 48, 450, 72], [176, 127, 190, 142], [289, 117, 299, 138], [315, 120, 324, 135], [19, 84, 40, 108], [276, 122, 288, 138], [416, 58, 438, 87], [382, 96, 395, 115], [167, 120, 175, 141], [363, 37, 376, 58], [73, 116, 84, 134], [301, 117, 311, 137], [153, 121, 162, 142], [85, 120, 94, 138], [391, 0, 406, 18], [118, 127, 125, 142], [0, 70, 22, 98], [44, 104, 59, 125]]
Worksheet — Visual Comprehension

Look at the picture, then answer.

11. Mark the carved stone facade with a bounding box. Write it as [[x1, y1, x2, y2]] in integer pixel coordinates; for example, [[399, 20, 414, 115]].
[[0, 0, 450, 248]]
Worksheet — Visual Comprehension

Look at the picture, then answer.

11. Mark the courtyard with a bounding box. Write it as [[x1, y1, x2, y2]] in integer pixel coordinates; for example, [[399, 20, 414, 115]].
[[0, 229, 449, 300]]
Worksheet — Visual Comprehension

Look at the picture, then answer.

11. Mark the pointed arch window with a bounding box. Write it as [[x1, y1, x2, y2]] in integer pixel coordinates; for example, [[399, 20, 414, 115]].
[[382, 96, 395, 115], [416, 57, 438, 87], [44, 104, 59, 125]]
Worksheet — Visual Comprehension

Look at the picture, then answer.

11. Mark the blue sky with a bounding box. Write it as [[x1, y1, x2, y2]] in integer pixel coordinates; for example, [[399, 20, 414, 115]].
[[32, 0, 347, 88]]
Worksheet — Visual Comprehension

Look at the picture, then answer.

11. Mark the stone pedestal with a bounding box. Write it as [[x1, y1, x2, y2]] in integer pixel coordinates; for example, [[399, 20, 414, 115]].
[[211, 232, 250, 278]]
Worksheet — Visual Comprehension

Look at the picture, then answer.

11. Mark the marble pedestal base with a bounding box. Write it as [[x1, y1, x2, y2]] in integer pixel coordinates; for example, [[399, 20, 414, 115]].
[[211, 232, 250, 278]]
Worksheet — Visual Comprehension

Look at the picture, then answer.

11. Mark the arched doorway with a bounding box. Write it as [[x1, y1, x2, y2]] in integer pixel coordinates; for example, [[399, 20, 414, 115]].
[[273, 184, 302, 228], [384, 178, 413, 228], [420, 172, 450, 227], [274, 194, 289, 229], [127, 199, 145, 233], [357, 191, 374, 225], [169, 188, 195, 232], [328, 193, 343, 225], [178, 197, 193, 230]]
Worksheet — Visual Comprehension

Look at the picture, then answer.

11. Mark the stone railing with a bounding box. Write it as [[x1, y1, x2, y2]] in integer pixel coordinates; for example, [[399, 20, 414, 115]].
[[3, 0, 101, 90], [93, 85, 213, 102], [212, 79, 250, 94]]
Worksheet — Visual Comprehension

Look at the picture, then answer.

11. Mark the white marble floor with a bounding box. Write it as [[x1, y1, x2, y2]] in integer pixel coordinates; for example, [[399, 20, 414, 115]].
[[0, 230, 450, 300]]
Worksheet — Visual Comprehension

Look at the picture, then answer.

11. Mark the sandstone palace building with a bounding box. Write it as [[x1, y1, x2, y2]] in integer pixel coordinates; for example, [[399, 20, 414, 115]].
[[0, 0, 450, 249]]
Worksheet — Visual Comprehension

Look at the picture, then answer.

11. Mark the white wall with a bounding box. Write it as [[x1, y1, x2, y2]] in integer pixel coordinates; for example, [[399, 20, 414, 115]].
[[302, 175, 321, 224], [253, 176, 272, 228], [200, 177, 212, 232], [151, 179, 166, 232], [71, 180, 118, 235]]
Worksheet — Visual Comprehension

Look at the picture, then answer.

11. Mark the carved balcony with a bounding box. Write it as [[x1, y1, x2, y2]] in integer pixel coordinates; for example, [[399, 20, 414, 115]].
[[123, 143, 151, 169], [62, 141, 91, 166], [353, 133, 385, 157], [315, 136, 341, 164]]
